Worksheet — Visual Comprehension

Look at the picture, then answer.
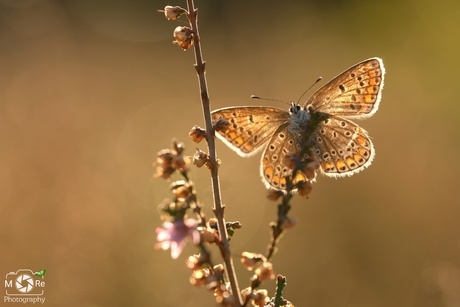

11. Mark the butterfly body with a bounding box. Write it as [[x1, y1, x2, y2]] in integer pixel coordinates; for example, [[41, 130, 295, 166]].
[[212, 58, 385, 190]]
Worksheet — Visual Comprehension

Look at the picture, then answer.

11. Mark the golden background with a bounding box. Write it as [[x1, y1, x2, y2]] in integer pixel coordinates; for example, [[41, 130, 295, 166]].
[[1, 0, 459, 306]]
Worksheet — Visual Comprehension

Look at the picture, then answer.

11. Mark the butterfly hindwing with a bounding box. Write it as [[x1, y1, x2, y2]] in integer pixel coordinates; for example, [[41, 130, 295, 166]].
[[312, 116, 374, 178], [260, 123, 309, 190]]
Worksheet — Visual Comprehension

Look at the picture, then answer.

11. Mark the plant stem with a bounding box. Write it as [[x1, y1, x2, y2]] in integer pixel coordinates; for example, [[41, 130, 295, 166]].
[[185, 1, 242, 306]]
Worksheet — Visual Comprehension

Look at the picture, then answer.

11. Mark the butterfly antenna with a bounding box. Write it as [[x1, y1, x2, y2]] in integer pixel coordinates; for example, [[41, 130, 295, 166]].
[[251, 95, 290, 106], [297, 77, 323, 104]]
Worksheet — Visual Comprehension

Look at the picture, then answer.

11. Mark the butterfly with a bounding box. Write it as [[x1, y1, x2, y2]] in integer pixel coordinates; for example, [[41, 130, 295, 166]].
[[211, 58, 385, 190]]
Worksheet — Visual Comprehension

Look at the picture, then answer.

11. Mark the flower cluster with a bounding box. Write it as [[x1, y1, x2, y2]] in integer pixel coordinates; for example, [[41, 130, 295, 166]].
[[239, 252, 277, 306], [156, 219, 200, 259], [185, 221, 242, 306], [153, 140, 190, 180], [154, 140, 244, 306], [159, 5, 194, 51], [154, 141, 203, 259], [281, 149, 320, 197]]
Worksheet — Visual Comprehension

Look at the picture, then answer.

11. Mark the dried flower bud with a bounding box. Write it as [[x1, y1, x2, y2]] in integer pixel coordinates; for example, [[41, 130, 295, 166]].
[[169, 180, 192, 201], [215, 283, 231, 298], [302, 159, 320, 181], [193, 149, 209, 168], [173, 26, 193, 51], [154, 149, 175, 179], [267, 189, 284, 201], [242, 288, 269, 307], [199, 226, 218, 243], [176, 186, 191, 201], [282, 152, 300, 170], [213, 264, 224, 275], [213, 117, 231, 133], [215, 286, 234, 307], [186, 254, 203, 270], [169, 180, 186, 190], [189, 125, 206, 143], [154, 166, 175, 180], [190, 269, 209, 287], [254, 262, 275, 282], [154, 142, 192, 179], [158, 5, 186, 20], [241, 252, 267, 270], [251, 289, 269, 307], [297, 180, 313, 197], [155, 149, 174, 168]]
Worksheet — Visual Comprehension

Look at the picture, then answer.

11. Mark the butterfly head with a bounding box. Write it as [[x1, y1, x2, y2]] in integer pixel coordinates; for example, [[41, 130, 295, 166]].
[[288, 102, 303, 115], [288, 102, 312, 134]]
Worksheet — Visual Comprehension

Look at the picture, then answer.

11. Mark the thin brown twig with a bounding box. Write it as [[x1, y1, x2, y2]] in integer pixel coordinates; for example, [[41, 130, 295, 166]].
[[185, 1, 243, 306]]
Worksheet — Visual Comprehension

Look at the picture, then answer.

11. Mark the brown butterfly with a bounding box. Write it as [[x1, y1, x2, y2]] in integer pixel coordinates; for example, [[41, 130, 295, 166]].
[[212, 58, 385, 190]]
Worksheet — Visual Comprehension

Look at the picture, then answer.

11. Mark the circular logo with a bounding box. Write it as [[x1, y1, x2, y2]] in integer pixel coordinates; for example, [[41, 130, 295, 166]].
[[15, 274, 34, 293]]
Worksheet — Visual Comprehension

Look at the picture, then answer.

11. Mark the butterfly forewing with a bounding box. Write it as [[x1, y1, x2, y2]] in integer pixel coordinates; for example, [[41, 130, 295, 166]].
[[306, 58, 385, 119], [211, 107, 290, 157], [312, 117, 374, 177]]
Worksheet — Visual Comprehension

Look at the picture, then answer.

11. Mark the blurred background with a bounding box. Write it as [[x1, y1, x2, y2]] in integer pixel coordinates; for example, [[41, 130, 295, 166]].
[[1, 0, 459, 306]]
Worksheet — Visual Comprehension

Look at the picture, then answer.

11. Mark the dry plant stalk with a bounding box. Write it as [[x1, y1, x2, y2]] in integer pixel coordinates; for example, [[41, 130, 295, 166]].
[[154, 2, 328, 307]]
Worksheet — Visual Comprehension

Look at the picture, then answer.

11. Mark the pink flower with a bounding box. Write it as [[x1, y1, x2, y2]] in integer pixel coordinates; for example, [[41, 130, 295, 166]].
[[156, 219, 200, 259]]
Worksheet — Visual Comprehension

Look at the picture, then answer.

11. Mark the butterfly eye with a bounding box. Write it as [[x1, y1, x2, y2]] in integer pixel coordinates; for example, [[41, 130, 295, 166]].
[[289, 104, 301, 113]]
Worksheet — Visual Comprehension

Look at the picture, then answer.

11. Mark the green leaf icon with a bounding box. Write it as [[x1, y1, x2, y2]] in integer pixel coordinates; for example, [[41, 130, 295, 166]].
[[34, 270, 46, 277]]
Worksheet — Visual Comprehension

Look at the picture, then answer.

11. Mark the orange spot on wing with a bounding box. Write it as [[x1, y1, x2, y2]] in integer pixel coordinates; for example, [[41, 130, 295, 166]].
[[280, 177, 287, 187], [242, 143, 254, 152], [365, 94, 374, 103], [336, 159, 347, 170], [358, 147, 368, 155], [264, 166, 274, 179], [322, 162, 335, 171], [234, 136, 244, 145], [272, 175, 280, 187], [293, 172, 307, 183], [356, 136, 368, 146], [346, 157, 355, 166], [228, 131, 237, 139]]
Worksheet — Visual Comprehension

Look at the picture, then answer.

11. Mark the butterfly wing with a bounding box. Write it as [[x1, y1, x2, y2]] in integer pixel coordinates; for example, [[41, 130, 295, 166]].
[[305, 58, 385, 119], [312, 116, 374, 178], [260, 123, 310, 190], [211, 107, 290, 157]]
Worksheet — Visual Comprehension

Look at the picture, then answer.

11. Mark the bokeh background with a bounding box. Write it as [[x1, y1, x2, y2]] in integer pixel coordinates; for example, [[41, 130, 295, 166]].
[[1, 0, 459, 306]]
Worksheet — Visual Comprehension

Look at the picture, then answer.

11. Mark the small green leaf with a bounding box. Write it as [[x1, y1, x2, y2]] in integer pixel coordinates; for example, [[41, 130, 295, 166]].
[[34, 270, 46, 277]]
